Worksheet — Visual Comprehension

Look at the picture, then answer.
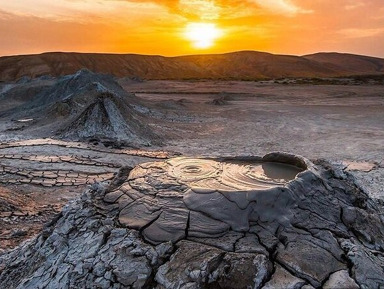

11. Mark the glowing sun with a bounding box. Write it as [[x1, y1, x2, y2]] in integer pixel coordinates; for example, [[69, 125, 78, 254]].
[[184, 23, 222, 49]]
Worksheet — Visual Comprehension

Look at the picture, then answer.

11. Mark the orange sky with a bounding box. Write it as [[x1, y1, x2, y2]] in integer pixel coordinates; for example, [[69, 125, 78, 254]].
[[1, 0, 384, 57]]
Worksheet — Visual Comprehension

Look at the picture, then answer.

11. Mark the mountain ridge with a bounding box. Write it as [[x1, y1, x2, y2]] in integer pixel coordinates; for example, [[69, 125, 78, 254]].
[[1, 51, 383, 81]]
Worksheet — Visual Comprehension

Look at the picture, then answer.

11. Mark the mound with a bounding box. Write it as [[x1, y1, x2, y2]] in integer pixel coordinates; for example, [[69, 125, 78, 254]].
[[1, 153, 383, 288], [28, 69, 131, 112], [0, 69, 135, 117], [58, 91, 160, 145], [0, 69, 160, 145], [207, 93, 233, 105], [210, 97, 229, 105]]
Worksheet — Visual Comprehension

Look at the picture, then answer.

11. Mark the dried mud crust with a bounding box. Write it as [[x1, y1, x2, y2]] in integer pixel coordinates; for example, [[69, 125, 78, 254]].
[[1, 152, 384, 289], [0, 139, 177, 252], [0, 186, 64, 253], [0, 139, 174, 188]]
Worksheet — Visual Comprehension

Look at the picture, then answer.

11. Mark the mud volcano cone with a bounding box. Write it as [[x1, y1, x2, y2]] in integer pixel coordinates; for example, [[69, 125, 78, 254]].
[[25, 69, 129, 112], [59, 91, 160, 145], [2, 153, 383, 288], [0, 68, 161, 145]]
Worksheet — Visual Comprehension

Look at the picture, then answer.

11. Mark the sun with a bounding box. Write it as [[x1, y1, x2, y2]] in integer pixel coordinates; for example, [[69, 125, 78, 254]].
[[184, 22, 222, 49]]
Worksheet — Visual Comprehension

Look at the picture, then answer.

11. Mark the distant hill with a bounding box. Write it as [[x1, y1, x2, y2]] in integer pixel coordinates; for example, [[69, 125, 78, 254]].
[[304, 52, 384, 76], [0, 51, 383, 81]]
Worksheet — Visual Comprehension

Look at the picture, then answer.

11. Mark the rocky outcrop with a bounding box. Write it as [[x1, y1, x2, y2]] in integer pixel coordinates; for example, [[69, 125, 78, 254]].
[[1, 153, 383, 288]]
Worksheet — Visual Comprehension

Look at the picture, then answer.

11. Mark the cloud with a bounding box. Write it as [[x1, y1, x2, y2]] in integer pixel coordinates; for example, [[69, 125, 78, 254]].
[[0, 0, 171, 24], [338, 27, 384, 38], [120, 0, 312, 20], [178, 0, 220, 19], [248, 0, 312, 16], [0, 0, 313, 25], [345, 2, 365, 10]]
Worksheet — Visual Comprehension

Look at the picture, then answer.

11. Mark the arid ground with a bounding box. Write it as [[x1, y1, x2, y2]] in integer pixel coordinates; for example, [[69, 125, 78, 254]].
[[1, 79, 383, 252], [121, 80, 384, 162], [0, 77, 383, 288]]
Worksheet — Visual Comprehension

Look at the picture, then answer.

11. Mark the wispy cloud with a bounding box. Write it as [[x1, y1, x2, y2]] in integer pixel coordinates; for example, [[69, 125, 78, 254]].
[[179, 0, 221, 20], [119, 0, 312, 19], [338, 27, 384, 38], [248, 0, 312, 16], [345, 2, 365, 10]]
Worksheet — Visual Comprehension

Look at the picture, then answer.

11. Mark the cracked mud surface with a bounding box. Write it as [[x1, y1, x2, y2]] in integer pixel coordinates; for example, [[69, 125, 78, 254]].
[[0, 139, 175, 251], [1, 153, 384, 289]]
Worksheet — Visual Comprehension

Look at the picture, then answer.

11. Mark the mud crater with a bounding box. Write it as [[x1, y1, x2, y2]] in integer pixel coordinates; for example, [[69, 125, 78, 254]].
[[168, 157, 305, 191]]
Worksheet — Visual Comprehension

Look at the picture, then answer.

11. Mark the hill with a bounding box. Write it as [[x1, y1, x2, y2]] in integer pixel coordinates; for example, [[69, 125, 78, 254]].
[[0, 51, 383, 81], [304, 52, 384, 75]]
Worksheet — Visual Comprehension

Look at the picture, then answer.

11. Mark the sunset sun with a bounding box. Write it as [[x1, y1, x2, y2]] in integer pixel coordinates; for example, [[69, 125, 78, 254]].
[[184, 22, 222, 49]]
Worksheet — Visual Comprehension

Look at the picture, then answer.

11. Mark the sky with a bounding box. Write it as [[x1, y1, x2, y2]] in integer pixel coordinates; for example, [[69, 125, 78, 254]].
[[0, 0, 384, 57]]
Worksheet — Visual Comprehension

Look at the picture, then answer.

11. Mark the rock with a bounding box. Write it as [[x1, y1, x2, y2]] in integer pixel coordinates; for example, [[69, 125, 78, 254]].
[[341, 240, 384, 289], [347, 167, 384, 200], [155, 240, 272, 289], [276, 239, 346, 287], [323, 270, 359, 289], [235, 233, 268, 255], [263, 264, 306, 289], [301, 285, 316, 289], [189, 231, 245, 252], [342, 206, 384, 250], [211, 252, 272, 289], [155, 240, 224, 288]]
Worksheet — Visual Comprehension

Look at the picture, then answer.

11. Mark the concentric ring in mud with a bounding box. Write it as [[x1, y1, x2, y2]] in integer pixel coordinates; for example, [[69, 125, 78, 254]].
[[168, 158, 222, 183], [167, 157, 304, 191]]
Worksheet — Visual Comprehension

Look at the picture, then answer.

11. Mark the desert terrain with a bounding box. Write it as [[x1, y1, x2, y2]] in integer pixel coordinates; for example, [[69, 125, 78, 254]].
[[0, 63, 383, 288], [1, 51, 384, 81]]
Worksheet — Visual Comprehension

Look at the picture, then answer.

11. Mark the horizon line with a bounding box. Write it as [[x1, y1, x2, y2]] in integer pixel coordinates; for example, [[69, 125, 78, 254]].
[[1, 50, 384, 60]]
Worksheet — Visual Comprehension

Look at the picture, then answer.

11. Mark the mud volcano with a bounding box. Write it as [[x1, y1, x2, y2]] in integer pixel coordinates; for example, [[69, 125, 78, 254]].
[[1, 152, 383, 289], [120, 153, 308, 242], [0, 69, 161, 145], [58, 91, 160, 145]]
